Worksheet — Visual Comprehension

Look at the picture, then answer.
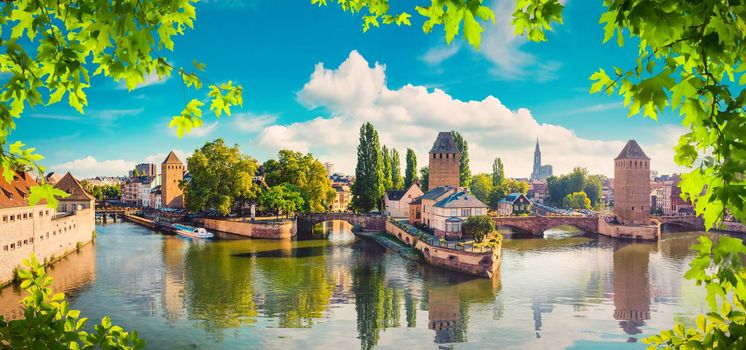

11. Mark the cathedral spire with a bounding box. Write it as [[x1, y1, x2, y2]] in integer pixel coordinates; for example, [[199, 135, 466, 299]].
[[535, 138, 540, 154]]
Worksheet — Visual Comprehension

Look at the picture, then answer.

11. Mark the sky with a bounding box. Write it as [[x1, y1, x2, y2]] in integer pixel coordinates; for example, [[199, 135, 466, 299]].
[[12, 0, 690, 179]]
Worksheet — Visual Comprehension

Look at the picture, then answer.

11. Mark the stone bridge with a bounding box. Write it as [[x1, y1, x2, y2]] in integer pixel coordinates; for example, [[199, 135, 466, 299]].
[[297, 213, 386, 232], [653, 216, 704, 229], [492, 215, 600, 235]]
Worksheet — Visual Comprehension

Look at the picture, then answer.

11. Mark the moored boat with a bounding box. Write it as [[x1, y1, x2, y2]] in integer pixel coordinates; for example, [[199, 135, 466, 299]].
[[172, 223, 214, 239]]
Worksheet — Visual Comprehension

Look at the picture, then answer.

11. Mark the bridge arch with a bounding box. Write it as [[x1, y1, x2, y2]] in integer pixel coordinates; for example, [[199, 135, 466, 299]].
[[297, 213, 386, 233]]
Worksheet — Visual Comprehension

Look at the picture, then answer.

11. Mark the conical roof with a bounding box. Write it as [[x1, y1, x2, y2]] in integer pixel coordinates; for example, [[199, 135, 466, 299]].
[[54, 172, 95, 201], [429, 132, 459, 154], [162, 151, 183, 165], [615, 140, 650, 160]]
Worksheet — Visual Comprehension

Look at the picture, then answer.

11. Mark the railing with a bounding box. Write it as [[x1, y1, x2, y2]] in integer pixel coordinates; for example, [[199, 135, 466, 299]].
[[388, 218, 497, 254]]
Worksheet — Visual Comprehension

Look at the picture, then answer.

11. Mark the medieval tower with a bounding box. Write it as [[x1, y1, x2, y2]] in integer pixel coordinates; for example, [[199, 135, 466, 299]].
[[614, 140, 650, 225], [161, 151, 185, 208], [428, 132, 461, 189]]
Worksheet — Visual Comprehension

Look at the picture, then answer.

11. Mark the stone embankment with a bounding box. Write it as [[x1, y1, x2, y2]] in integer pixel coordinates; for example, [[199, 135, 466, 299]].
[[385, 220, 500, 278], [354, 230, 423, 261], [199, 218, 296, 239]]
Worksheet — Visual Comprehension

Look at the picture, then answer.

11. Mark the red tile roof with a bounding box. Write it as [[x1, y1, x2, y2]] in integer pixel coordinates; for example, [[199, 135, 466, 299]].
[[54, 173, 95, 201], [0, 170, 43, 209]]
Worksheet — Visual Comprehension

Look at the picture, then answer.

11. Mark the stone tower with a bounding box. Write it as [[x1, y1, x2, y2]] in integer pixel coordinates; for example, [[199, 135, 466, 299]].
[[161, 151, 184, 208], [428, 132, 461, 189], [614, 140, 650, 225]]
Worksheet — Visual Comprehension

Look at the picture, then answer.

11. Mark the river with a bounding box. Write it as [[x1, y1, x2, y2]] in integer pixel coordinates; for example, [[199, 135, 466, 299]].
[[0, 221, 713, 349]]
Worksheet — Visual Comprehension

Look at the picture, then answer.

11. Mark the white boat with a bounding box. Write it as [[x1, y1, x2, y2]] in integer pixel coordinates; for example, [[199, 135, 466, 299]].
[[172, 223, 214, 239]]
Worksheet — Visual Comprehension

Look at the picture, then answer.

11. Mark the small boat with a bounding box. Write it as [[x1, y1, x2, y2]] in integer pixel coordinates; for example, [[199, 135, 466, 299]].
[[172, 223, 214, 239]]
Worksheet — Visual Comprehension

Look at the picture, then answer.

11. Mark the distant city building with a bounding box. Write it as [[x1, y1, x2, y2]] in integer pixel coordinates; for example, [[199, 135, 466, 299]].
[[527, 180, 547, 204], [122, 175, 155, 207], [0, 171, 95, 285], [655, 174, 694, 215], [428, 132, 461, 189], [150, 185, 162, 209], [614, 140, 651, 225], [330, 173, 353, 185], [45, 172, 63, 185], [530, 139, 553, 180], [331, 184, 351, 212], [161, 151, 185, 209], [323, 162, 335, 177], [497, 193, 532, 216], [384, 183, 423, 218], [129, 163, 156, 178]]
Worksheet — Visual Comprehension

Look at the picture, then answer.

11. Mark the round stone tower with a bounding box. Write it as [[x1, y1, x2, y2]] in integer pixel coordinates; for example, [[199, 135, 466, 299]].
[[614, 140, 650, 225]]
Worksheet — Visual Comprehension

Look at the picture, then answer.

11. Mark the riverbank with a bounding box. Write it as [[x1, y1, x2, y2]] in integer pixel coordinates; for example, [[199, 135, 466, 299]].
[[385, 220, 501, 278], [354, 230, 423, 261]]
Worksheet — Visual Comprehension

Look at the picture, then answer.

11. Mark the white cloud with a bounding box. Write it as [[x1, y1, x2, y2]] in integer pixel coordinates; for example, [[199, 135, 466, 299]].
[[256, 50, 689, 178], [233, 112, 278, 133], [117, 71, 170, 90], [51, 157, 136, 178], [52, 150, 193, 178], [171, 121, 218, 138], [421, 43, 461, 66], [552, 102, 624, 117]]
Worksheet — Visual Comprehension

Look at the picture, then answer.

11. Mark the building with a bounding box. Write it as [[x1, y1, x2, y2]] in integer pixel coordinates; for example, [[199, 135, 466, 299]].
[[129, 163, 156, 178], [614, 140, 651, 225], [497, 193, 532, 216], [419, 186, 458, 228], [150, 185, 162, 209], [161, 151, 185, 209], [429, 191, 488, 239], [530, 139, 553, 180], [324, 162, 335, 177], [331, 184, 351, 212], [45, 172, 63, 185], [658, 174, 693, 215], [0, 171, 95, 286], [384, 183, 423, 218], [527, 180, 547, 204], [121, 175, 156, 207], [428, 132, 461, 189]]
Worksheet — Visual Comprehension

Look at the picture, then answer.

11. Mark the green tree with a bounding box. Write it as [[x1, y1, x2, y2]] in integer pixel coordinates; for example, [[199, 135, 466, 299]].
[[488, 187, 506, 210], [259, 183, 305, 219], [584, 175, 605, 209], [451, 131, 471, 187], [390, 148, 403, 190], [563, 192, 591, 210], [351, 122, 385, 212], [0, 256, 145, 349], [492, 158, 504, 187], [503, 178, 529, 195], [547, 168, 594, 207], [419, 167, 429, 193], [469, 173, 493, 204], [461, 215, 495, 243], [181, 139, 259, 216], [404, 148, 418, 189], [381, 145, 393, 190], [263, 150, 335, 213]]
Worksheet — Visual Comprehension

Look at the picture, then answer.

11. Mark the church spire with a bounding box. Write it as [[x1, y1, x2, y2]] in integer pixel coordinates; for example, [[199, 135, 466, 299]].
[[534, 138, 540, 154]]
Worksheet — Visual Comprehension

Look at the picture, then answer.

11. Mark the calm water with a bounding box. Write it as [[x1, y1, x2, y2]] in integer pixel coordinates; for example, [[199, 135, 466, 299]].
[[0, 221, 714, 349]]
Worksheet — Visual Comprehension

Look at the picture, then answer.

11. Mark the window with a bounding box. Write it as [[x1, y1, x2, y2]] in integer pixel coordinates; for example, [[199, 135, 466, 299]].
[[461, 208, 471, 216], [2, 216, 6, 222], [23, 213, 27, 219], [10, 215, 14, 222], [3, 245, 7, 251], [450, 208, 457, 216]]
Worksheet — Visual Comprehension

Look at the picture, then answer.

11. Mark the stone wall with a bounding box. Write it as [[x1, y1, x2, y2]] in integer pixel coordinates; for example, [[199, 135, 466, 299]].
[[0, 206, 95, 286], [428, 152, 460, 189], [386, 221, 500, 278], [614, 158, 651, 225], [296, 213, 386, 232], [598, 218, 659, 240], [201, 218, 296, 239], [491, 215, 599, 235]]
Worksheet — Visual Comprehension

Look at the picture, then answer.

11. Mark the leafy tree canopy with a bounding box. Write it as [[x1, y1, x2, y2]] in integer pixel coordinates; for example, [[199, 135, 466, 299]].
[[182, 138, 259, 216], [263, 150, 335, 213], [461, 215, 495, 243]]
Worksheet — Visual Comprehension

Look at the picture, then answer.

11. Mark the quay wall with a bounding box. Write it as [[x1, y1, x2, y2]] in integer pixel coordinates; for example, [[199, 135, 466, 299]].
[[386, 221, 500, 278], [123, 214, 157, 229], [598, 219, 659, 240], [0, 206, 95, 286], [201, 218, 296, 239]]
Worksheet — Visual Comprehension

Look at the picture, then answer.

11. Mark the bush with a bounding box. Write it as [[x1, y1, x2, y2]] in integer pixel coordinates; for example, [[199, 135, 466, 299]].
[[0, 256, 145, 349]]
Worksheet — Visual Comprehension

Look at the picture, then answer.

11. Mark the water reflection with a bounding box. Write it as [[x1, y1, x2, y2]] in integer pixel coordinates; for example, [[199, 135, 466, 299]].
[[0, 223, 724, 349]]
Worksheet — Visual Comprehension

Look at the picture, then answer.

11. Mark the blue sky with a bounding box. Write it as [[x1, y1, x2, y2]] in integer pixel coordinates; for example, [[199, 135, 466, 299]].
[[13, 0, 687, 178]]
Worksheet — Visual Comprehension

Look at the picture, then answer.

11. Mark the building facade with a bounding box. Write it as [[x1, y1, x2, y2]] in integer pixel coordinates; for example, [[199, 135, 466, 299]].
[[530, 139, 553, 180], [497, 193, 532, 216], [384, 183, 424, 218], [0, 171, 95, 286], [161, 151, 185, 209], [428, 132, 461, 189], [614, 140, 651, 225], [129, 163, 156, 178], [429, 191, 488, 239], [331, 184, 352, 212]]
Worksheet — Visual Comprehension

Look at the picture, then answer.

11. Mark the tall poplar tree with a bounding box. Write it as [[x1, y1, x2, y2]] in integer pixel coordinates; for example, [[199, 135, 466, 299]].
[[404, 149, 418, 189], [352, 123, 384, 212], [390, 148, 403, 190], [451, 131, 471, 187], [381, 145, 393, 190], [492, 158, 505, 187], [419, 167, 429, 192]]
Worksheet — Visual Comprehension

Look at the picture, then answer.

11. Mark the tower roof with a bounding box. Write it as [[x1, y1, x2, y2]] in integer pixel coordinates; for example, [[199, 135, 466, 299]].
[[429, 132, 459, 154], [615, 140, 650, 160], [162, 151, 183, 165]]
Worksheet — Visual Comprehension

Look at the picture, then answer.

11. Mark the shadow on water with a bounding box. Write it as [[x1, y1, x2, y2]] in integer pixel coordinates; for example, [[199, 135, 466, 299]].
[[232, 245, 328, 258]]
